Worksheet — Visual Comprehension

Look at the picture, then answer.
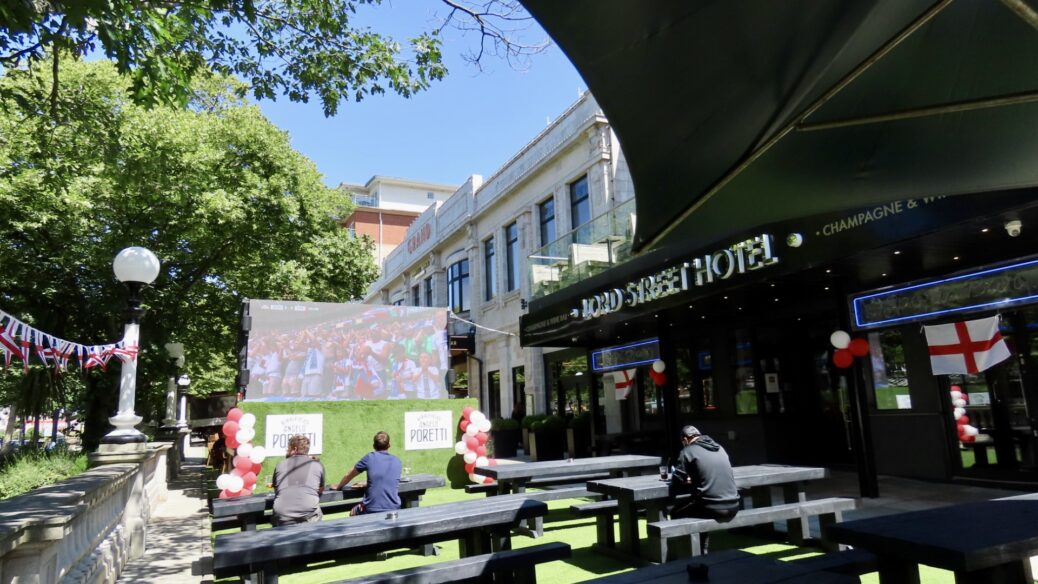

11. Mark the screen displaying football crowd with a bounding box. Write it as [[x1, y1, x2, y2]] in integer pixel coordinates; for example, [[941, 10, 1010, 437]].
[[244, 300, 450, 402]]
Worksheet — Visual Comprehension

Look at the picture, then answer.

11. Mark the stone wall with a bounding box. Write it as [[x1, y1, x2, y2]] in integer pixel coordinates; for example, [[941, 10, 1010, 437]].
[[0, 443, 170, 584]]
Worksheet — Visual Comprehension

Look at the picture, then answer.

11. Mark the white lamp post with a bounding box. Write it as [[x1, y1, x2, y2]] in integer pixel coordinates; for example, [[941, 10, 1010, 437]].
[[101, 246, 160, 448], [163, 343, 184, 428]]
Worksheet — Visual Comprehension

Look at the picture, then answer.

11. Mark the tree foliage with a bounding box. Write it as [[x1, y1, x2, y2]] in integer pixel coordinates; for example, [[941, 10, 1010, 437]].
[[0, 58, 380, 446], [0, 0, 546, 116]]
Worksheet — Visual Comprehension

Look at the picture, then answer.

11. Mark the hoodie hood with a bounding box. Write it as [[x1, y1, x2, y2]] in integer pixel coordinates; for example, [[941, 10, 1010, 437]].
[[693, 435, 721, 452]]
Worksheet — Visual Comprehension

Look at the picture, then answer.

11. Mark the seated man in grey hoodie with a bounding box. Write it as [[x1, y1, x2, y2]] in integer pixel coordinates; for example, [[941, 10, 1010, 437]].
[[670, 425, 741, 554]]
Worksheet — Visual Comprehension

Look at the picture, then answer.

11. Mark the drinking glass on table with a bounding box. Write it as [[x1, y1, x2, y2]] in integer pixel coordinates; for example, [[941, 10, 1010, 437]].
[[402, 465, 411, 480], [659, 465, 669, 480]]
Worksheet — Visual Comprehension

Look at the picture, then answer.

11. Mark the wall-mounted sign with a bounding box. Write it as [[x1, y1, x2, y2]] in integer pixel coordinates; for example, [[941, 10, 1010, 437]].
[[580, 234, 779, 320], [265, 414, 323, 455], [851, 257, 1038, 329], [403, 411, 453, 450], [591, 338, 660, 372], [449, 334, 475, 353], [406, 222, 433, 253]]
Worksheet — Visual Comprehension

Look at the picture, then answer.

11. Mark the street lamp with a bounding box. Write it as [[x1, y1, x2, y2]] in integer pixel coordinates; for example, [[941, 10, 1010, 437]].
[[101, 246, 160, 449], [163, 343, 185, 428], [176, 374, 191, 459]]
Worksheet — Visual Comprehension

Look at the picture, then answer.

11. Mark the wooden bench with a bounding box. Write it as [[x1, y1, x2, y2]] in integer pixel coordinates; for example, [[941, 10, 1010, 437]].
[[466, 473, 610, 496], [788, 548, 878, 575], [491, 486, 603, 538], [571, 500, 621, 547], [329, 542, 571, 584], [648, 497, 857, 562]]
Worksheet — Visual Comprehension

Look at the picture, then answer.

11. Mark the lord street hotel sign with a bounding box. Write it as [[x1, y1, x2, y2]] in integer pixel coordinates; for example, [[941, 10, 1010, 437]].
[[580, 234, 780, 319]]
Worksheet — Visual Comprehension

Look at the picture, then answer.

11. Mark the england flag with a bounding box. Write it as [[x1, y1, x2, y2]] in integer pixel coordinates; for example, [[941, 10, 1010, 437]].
[[612, 368, 636, 400], [923, 316, 1011, 375]]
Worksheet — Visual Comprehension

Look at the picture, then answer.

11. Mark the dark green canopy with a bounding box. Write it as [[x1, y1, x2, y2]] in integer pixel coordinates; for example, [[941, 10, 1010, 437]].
[[522, 0, 1038, 253]]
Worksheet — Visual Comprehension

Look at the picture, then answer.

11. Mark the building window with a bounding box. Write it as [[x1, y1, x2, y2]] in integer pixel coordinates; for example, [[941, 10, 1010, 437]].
[[424, 276, 433, 307], [868, 329, 912, 410], [488, 370, 502, 419], [392, 299, 404, 306], [427, 191, 435, 200], [346, 224, 357, 238], [539, 198, 556, 246], [411, 284, 420, 307], [447, 259, 470, 313], [570, 175, 590, 231], [505, 222, 519, 292], [484, 238, 497, 301], [512, 366, 526, 418]]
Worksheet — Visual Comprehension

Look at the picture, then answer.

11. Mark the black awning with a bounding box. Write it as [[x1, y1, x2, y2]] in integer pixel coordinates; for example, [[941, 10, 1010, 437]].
[[522, 0, 1038, 253]]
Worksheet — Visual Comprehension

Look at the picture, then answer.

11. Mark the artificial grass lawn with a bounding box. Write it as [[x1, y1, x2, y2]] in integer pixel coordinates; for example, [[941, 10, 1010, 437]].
[[213, 486, 965, 584]]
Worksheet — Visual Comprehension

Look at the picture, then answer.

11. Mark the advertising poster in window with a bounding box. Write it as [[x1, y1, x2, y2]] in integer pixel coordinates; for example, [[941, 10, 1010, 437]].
[[244, 300, 449, 402]]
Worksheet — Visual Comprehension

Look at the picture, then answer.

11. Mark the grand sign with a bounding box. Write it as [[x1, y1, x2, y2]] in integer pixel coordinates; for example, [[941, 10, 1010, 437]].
[[580, 234, 779, 319], [406, 223, 433, 253], [852, 257, 1038, 329]]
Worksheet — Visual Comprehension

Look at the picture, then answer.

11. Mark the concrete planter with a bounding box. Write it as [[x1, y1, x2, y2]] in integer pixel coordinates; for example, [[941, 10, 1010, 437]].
[[529, 429, 566, 461], [491, 429, 520, 458], [567, 427, 592, 459]]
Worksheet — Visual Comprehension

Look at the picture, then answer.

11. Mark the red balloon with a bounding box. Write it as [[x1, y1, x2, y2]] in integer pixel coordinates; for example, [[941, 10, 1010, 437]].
[[648, 369, 662, 385], [222, 420, 239, 438], [489, 458, 498, 466], [476, 445, 487, 456], [242, 472, 257, 487], [462, 406, 474, 419], [956, 415, 970, 426], [833, 349, 853, 368], [234, 455, 252, 473], [239, 488, 252, 496], [848, 338, 870, 357], [475, 432, 488, 445], [227, 408, 244, 422], [950, 385, 962, 392], [961, 434, 976, 443], [460, 420, 470, 431], [251, 462, 263, 474], [218, 489, 230, 499], [464, 435, 479, 449], [226, 436, 240, 449], [655, 373, 667, 386], [483, 476, 494, 484], [464, 462, 476, 474]]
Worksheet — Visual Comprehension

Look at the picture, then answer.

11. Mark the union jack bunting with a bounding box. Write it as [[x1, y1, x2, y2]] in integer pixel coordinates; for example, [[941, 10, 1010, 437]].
[[33, 330, 57, 368], [51, 338, 73, 371], [18, 325, 31, 373], [0, 319, 18, 368], [111, 342, 139, 363], [0, 308, 130, 373]]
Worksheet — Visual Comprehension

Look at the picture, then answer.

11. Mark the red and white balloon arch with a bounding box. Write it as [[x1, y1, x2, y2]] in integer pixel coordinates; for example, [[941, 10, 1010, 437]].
[[455, 407, 497, 484], [215, 407, 268, 498]]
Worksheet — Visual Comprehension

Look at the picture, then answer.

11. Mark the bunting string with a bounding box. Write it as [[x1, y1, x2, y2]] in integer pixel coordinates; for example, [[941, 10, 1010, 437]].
[[0, 309, 136, 373]]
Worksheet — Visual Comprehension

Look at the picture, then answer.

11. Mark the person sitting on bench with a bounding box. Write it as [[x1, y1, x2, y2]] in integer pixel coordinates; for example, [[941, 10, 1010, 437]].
[[272, 434, 326, 526], [670, 425, 741, 554], [331, 431, 402, 515]]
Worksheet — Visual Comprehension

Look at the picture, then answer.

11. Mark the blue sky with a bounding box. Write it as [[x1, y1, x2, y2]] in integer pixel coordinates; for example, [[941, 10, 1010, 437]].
[[256, 2, 586, 189]]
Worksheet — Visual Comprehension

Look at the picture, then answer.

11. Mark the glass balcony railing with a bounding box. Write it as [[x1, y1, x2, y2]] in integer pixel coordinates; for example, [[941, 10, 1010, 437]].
[[527, 198, 637, 301], [351, 192, 379, 207]]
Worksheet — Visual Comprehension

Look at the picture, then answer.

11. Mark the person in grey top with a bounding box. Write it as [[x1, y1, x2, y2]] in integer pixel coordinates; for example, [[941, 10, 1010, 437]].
[[670, 425, 740, 554], [272, 435, 325, 526]]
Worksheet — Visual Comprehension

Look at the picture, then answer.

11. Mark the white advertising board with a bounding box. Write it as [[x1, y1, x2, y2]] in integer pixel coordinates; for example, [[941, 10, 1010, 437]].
[[265, 414, 323, 455], [403, 411, 453, 451]]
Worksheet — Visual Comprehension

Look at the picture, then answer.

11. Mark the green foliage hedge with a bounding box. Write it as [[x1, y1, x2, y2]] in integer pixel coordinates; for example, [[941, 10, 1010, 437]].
[[490, 417, 520, 431], [240, 399, 477, 492], [0, 448, 88, 499]]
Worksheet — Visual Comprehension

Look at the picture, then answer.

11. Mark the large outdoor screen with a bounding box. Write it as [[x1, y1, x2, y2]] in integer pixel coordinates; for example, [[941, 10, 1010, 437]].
[[244, 300, 449, 402]]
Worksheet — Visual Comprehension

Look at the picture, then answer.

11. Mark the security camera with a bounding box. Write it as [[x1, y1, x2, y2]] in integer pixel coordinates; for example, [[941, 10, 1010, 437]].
[[1005, 220, 1022, 237]]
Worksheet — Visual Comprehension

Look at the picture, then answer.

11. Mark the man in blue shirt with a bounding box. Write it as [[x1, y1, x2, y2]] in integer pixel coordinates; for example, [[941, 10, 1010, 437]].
[[331, 431, 401, 515]]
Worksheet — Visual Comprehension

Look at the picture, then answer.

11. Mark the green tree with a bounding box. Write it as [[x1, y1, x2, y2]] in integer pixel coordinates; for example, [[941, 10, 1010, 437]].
[[0, 1, 545, 116], [0, 58, 380, 448]]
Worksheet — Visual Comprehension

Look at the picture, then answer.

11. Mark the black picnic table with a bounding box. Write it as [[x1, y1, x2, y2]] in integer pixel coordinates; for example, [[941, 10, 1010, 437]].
[[474, 454, 663, 495], [587, 464, 829, 559], [579, 548, 857, 583], [211, 473, 445, 531], [826, 499, 1038, 584], [213, 496, 549, 584]]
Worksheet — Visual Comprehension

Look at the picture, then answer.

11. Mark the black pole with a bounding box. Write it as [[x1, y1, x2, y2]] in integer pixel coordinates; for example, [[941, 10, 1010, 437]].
[[837, 283, 880, 498]]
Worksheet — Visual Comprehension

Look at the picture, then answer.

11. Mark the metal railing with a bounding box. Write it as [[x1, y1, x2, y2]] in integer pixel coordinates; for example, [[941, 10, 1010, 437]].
[[527, 198, 637, 301], [351, 192, 379, 208]]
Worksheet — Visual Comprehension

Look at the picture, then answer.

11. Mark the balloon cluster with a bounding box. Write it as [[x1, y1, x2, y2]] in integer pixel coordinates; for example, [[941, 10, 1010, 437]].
[[215, 407, 268, 498], [648, 360, 667, 386], [454, 407, 497, 484], [830, 330, 870, 369], [950, 385, 979, 443]]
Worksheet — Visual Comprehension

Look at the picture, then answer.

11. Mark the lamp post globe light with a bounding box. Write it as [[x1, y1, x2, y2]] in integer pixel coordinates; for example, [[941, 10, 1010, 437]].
[[102, 247, 160, 449]]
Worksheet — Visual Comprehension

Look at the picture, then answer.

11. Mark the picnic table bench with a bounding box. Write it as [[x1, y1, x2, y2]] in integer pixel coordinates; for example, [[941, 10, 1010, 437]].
[[474, 454, 663, 496], [826, 498, 1038, 584], [211, 473, 445, 532], [213, 496, 549, 584], [578, 548, 858, 583], [585, 464, 829, 562]]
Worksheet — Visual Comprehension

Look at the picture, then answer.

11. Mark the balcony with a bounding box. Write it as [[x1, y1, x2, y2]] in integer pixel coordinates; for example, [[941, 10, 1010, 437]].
[[528, 198, 637, 301], [351, 192, 379, 208]]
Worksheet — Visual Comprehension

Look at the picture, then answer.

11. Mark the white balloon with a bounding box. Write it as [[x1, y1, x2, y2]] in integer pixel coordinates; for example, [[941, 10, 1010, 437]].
[[652, 360, 666, 373], [227, 475, 244, 493], [249, 446, 267, 464], [236, 428, 255, 444], [964, 425, 979, 437], [830, 330, 851, 349], [236, 443, 254, 458], [476, 456, 489, 467], [216, 474, 231, 490], [478, 419, 492, 433], [238, 413, 256, 429], [470, 411, 486, 425], [230, 468, 244, 477], [953, 398, 967, 408], [465, 424, 479, 437], [953, 407, 966, 419], [463, 451, 477, 464], [950, 390, 963, 401], [455, 441, 468, 455]]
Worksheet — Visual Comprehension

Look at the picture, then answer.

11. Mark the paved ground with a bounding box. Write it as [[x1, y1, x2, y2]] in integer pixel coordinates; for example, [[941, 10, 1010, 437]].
[[117, 448, 213, 584], [114, 449, 1036, 583]]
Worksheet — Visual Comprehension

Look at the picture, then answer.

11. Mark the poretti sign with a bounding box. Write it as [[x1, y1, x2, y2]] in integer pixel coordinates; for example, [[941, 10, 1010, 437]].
[[580, 234, 779, 320]]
